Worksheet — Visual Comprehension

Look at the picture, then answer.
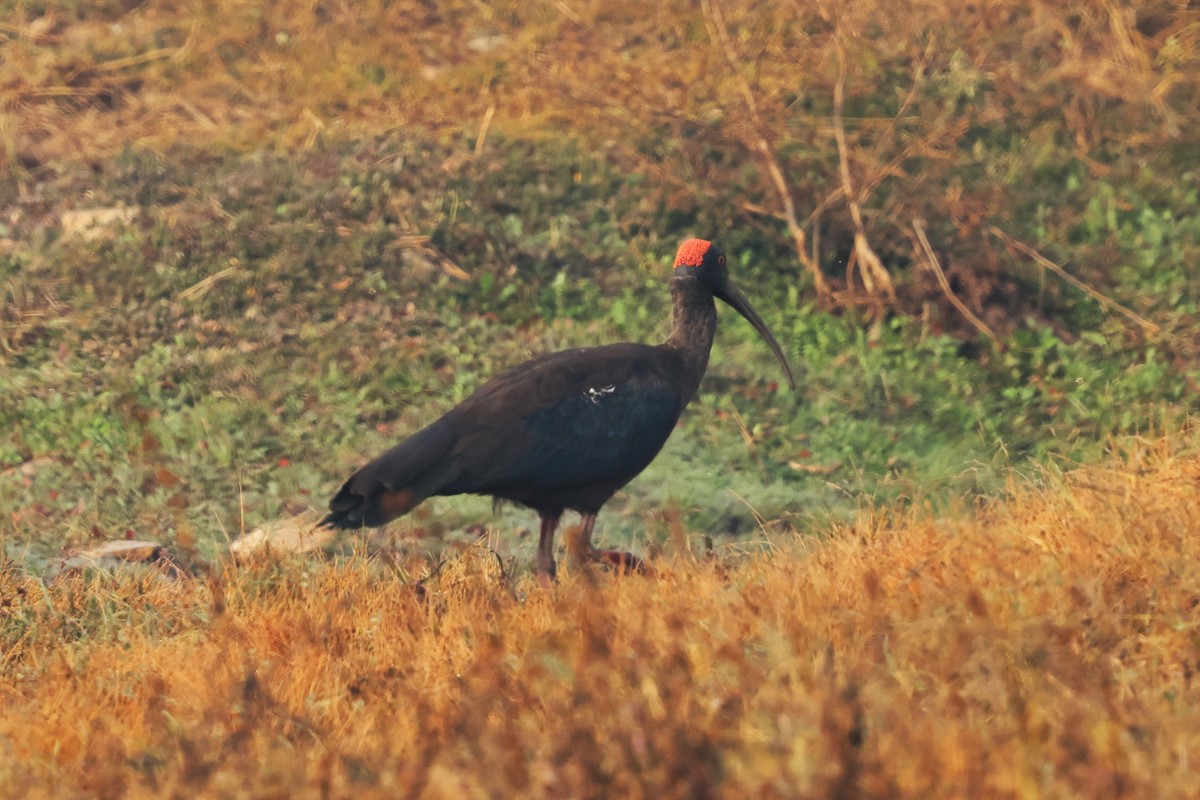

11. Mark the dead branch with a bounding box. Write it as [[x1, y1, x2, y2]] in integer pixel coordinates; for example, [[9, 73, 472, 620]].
[[987, 226, 1160, 336], [474, 103, 495, 157], [913, 220, 998, 346], [701, 0, 830, 298], [833, 36, 895, 301]]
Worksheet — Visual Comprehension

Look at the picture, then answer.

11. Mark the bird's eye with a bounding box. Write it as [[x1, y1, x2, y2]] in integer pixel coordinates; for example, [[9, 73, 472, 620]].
[[718, 254, 726, 266]]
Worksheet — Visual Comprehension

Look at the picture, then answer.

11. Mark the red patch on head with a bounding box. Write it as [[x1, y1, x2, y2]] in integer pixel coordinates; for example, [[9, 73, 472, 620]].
[[673, 238, 712, 268]]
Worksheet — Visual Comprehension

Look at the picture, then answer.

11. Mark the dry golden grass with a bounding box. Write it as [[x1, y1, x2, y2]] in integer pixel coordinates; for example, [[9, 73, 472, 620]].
[[7, 0, 1190, 164], [4, 436, 1200, 797]]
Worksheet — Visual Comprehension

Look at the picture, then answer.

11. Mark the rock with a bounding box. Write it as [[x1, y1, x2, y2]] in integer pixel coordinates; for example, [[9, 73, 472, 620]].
[[59, 207, 136, 240], [229, 511, 334, 560], [47, 539, 182, 581]]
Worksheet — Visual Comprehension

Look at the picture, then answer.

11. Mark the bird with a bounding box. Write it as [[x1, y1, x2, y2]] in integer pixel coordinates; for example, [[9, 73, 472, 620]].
[[323, 238, 796, 580]]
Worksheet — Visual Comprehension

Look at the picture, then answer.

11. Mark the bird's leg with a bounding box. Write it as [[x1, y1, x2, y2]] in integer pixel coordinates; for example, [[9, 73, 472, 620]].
[[536, 513, 560, 584], [567, 513, 653, 576]]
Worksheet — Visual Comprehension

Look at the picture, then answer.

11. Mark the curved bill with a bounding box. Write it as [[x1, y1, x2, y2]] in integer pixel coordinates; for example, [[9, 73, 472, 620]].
[[713, 279, 797, 391]]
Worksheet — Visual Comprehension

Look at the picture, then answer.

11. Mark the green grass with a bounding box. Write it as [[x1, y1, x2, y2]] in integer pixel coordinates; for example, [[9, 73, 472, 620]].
[[2, 136, 1195, 572]]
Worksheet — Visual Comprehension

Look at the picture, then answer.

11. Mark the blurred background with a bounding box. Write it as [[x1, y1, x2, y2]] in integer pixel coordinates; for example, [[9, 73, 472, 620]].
[[2, 0, 1198, 567]]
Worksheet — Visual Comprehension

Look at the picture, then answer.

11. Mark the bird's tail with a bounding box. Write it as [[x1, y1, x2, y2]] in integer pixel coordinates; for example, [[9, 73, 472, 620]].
[[321, 417, 458, 529], [321, 485, 421, 529]]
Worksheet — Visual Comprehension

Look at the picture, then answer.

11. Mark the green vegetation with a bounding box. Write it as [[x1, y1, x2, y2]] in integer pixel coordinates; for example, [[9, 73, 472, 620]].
[[0, 0, 1196, 569], [1, 134, 1194, 569]]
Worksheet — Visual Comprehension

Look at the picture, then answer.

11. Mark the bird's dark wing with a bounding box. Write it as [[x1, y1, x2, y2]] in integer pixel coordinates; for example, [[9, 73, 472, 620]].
[[324, 343, 689, 527], [438, 343, 687, 496]]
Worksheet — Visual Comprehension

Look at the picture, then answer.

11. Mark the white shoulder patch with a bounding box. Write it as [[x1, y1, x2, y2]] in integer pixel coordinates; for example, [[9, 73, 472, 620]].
[[584, 385, 617, 405]]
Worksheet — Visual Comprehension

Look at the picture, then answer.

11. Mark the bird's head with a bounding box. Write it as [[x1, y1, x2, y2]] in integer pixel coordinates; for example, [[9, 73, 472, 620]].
[[673, 237, 729, 282], [672, 238, 796, 391]]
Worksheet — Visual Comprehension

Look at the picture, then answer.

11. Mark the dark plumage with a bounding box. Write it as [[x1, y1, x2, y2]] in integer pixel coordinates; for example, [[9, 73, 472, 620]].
[[323, 239, 795, 579]]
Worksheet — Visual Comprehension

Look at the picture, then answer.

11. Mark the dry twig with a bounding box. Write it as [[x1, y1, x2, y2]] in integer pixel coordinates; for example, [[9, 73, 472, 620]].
[[913, 219, 998, 346], [833, 35, 895, 301], [988, 226, 1160, 336], [474, 103, 496, 157], [700, 0, 830, 298]]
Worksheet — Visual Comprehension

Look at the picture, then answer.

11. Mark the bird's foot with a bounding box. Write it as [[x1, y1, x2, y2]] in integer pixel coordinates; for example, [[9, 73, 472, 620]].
[[592, 549, 654, 576], [536, 558, 558, 588]]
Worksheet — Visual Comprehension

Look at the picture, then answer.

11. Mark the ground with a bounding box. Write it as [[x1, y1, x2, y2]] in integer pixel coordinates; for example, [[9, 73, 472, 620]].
[[2, 1, 1200, 797]]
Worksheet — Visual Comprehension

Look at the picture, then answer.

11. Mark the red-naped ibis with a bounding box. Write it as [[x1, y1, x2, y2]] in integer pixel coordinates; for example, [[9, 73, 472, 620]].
[[323, 239, 796, 579]]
